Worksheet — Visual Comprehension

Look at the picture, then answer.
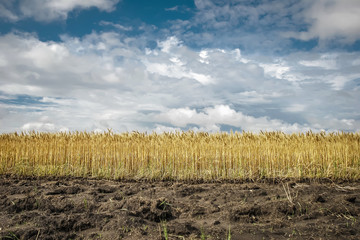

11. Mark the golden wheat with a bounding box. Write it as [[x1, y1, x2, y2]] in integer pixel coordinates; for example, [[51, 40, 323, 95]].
[[0, 131, 359, 180]]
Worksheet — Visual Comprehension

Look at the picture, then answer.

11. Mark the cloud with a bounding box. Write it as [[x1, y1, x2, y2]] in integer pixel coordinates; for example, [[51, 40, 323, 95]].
[[172, 0, 360, 53], [145, 62, 214, 85], [156, 105, 310, 133], [187, 1, 307, 47], [144, 37, 215, 85], [0, 32, 359, 133], [0, 1, 19, 21], [284, 104, 306, 113], [99, 20, 133, 31], [284, 0, 360, 44], [298, 54, 337, 70], [0, 0, 119, 22], [157, 36, 182, 54], [165, 6, 179, 12]]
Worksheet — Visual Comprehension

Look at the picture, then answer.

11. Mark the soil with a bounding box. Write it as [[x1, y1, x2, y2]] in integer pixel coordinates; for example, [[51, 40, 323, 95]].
[[0, 176, 359, 240]]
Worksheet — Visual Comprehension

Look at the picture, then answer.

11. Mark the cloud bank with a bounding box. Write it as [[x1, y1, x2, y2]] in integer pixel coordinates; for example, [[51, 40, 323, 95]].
[[0, 0, 119, 22], [284, 0, 360, 44], [0, 31, 359, 133], [0, 0, 359, 133]]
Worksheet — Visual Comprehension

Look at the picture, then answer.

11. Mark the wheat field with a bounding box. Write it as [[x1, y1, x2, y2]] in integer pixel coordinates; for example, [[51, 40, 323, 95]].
[[0, 130, 359, 180]]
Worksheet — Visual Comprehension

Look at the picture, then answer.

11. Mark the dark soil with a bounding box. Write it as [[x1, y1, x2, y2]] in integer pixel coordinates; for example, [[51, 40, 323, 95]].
[[0, 176, 359, 240]]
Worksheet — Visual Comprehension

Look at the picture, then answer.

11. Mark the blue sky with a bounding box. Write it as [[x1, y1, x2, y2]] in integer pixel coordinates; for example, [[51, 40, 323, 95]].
[[0, 0, 360, 133]]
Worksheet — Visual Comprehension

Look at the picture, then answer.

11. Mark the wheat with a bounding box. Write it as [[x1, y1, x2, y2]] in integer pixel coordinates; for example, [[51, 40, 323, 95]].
[[0, 130, 359, 180]]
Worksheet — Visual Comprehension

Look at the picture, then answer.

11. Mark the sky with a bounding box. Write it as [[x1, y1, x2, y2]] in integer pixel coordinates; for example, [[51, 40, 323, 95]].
[[0, 0, 360, 133]]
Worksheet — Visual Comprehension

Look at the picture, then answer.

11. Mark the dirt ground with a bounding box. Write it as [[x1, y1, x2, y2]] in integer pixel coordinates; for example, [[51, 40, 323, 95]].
[[0, 176, 359, 240]]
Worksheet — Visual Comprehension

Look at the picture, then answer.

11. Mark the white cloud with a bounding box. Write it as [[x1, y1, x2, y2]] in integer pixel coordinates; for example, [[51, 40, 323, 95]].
[[1, 84, 44, 96], [284, 104, 306, 113], [284, 0, 360, 43], [0, 0, 119, 22], [22, 122, 55, 131], [21, 116, 69, 132], [199, 50, 208, 59], [259, 62, 291, 80], [156, 105, 310, 133], [158, 36, 182, 53], [24, 41, 70, 69], [21, 122, 67, 132], [145, 60, 214, 85], [299, 54, 337, 70], [199, 50, 210, 64], [99, 21, 132, 31], [236, 91, 282, 104], [144, 37, 215, 85], [309, 116, 359, 132]]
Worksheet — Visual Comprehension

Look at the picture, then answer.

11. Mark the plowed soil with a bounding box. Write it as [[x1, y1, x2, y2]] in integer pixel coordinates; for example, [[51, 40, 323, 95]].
[[0, 176, 359, 240]]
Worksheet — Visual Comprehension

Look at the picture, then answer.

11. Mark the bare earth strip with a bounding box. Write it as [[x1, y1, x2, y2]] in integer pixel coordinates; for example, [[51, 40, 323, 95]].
[[0, 176, 359, 240]]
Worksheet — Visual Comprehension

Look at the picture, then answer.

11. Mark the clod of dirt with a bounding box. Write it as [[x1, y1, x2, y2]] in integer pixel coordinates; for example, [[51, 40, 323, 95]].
[[213, 220, 220, 225], [55, 217, 77, 232], [278, 203, 296, 216], [168, 221, 199, 236], [7, 196, 39, 213], [73, 219, 93, 231], [126, 197, 174, 222], [191, 206, 206, 217], [177, 186, 206, 197], [315, 195, 326, 203], [97, 186, 116, 193], [259, 191, 268, 196], [230, 204, 264, 222], [113, 191, 125, 200], [4, 228, 38, 240], [346, 196, 356, 203], [245, 185, 260, 190], [46, 186, 82, 195], [46, 198, 74, 213]]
